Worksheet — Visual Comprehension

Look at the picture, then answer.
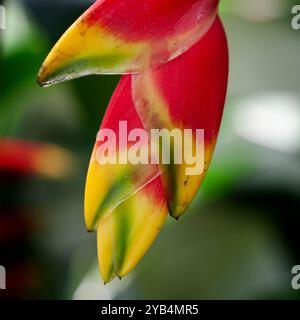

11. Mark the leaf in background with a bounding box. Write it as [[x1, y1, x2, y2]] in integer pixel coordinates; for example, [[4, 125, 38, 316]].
[[0, 0, 47, 135]]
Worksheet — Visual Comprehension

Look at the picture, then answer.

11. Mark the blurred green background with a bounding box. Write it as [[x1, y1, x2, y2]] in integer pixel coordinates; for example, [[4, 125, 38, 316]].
[[1, 0, 300, 299]]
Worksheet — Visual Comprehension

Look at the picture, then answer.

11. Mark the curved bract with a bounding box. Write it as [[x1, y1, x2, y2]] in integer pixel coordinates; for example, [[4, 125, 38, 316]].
[[37, 0, 218, 86], [132, 17, 228, 218]]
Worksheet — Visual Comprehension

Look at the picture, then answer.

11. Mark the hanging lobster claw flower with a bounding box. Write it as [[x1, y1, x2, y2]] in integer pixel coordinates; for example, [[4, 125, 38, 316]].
[[85, 17, 228, 281], [37, 0, 219, 86], [38, 0, 229, 282]]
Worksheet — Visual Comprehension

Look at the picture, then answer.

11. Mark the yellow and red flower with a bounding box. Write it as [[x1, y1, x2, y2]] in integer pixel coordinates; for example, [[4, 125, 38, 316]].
[[38, 0, 229, 283]]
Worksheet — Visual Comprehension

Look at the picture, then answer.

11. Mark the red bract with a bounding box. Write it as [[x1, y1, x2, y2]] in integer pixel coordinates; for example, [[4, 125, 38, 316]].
[[133, 17, 228, 216], [37, 0, 219, 85]]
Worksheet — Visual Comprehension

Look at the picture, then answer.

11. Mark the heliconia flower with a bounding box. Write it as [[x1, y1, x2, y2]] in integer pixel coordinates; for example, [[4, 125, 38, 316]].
[[37, 0, 229, 282], [0, 139, 75, 178]]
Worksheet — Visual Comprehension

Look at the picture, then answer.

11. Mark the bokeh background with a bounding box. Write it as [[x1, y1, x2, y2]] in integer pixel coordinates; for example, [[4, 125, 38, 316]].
[[1, 0, 300, 299]]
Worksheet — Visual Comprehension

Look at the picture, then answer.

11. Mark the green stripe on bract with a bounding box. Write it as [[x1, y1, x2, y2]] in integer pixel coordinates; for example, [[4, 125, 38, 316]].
[[104, 263, 115, 284], [44, 53, 134, 84], [156, 136, 178, 216], [114, 205, 131, 275], [92, 172, 130, 229]]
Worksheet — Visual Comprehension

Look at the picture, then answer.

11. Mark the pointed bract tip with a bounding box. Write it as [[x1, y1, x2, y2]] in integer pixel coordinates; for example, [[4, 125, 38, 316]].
[[170, 212, 180, 221], [36, 65, 49, 88]]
